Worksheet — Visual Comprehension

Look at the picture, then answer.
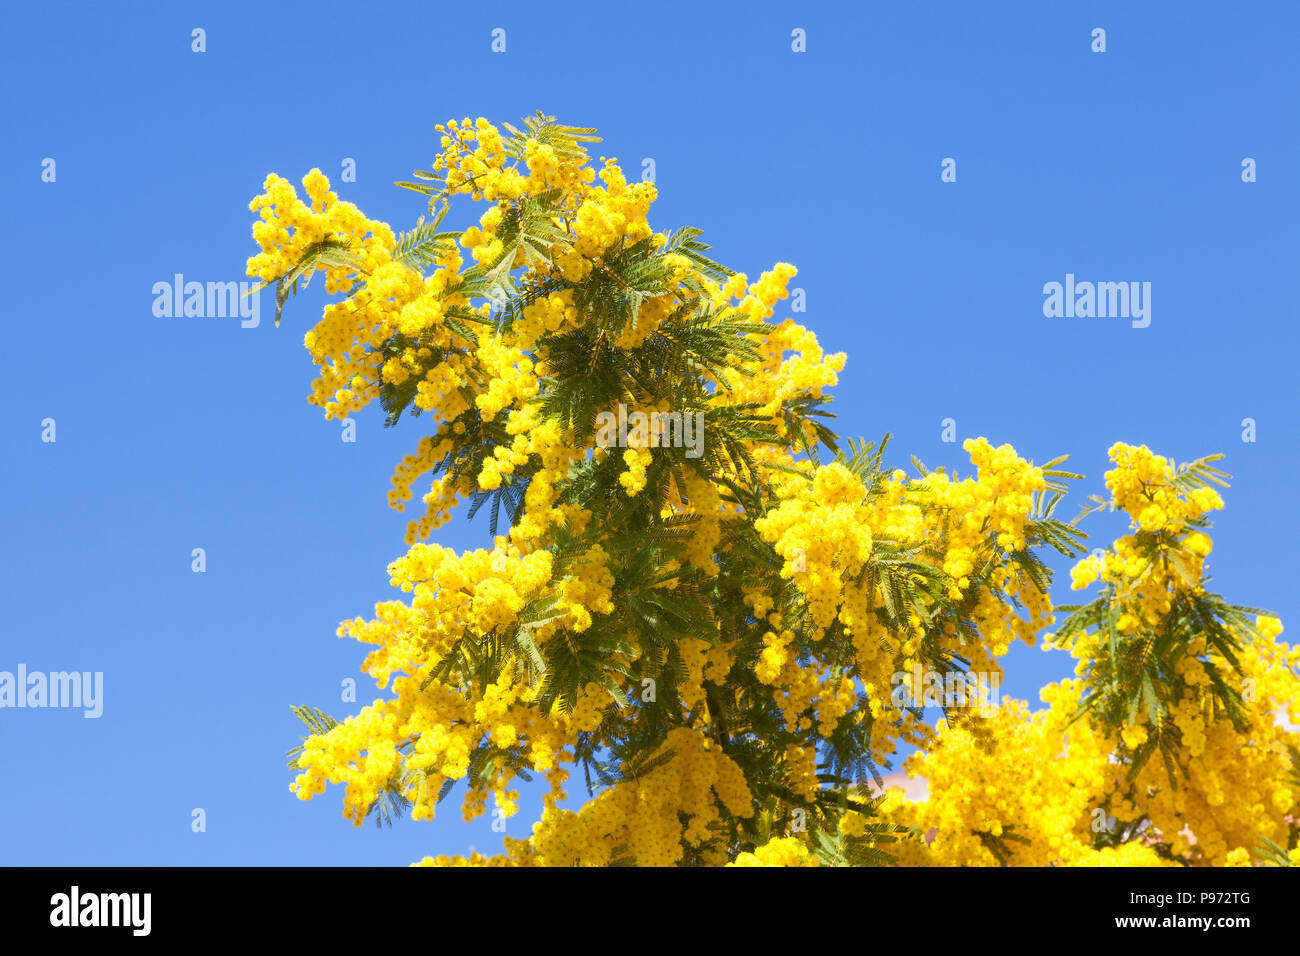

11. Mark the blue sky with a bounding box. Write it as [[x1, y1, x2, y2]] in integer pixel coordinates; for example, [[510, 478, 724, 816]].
[[1, 0, 1296, 865]]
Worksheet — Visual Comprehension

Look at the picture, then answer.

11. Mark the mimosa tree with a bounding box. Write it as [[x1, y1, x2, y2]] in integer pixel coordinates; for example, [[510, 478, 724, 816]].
[[247, 113, 1300, 866]]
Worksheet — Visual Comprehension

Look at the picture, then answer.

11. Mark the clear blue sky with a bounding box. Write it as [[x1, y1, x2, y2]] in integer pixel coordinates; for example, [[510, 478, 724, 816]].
[[1, 0, 1296, 865]]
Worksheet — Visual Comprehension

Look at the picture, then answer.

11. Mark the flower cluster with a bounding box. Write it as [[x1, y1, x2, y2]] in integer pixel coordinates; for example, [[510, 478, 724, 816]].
[[254, 118, 1297, 867], [874, 445, 1299, 867]]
